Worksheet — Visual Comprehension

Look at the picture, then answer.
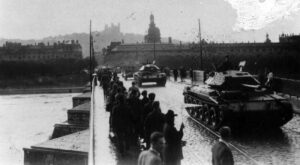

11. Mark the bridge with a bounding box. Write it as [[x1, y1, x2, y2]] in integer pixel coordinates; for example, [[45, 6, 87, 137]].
[[23, 73, 300, 165], [87, 76, 261, 165]]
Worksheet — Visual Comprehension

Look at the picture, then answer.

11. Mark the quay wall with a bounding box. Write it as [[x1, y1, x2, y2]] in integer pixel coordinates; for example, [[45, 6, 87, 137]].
[[24, 89, 92, 165], [23, 148, 88, 165], [0, 86, 85, 95]]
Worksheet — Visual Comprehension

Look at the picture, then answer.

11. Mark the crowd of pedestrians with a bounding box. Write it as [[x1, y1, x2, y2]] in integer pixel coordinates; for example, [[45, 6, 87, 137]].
[[171, 67, 194, 82], [98, 71, 185, 165], [98, 70, 234, 165]]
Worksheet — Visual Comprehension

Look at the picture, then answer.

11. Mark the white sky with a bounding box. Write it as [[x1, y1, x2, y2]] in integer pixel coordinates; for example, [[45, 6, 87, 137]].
[[1, 0, 300, 42]]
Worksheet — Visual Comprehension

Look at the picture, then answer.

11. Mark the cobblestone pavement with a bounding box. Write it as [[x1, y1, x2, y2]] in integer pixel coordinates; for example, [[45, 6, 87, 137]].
[[93, 77, 300, 165]]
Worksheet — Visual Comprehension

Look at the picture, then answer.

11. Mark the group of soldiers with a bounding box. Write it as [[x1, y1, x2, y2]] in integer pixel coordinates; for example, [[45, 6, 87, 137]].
[[98, 71, 185, 165]]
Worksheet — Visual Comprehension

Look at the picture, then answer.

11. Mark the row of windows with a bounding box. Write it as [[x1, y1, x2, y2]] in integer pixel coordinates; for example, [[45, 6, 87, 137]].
[[203, 47, 283, 53], [0, 54, 79, 60]]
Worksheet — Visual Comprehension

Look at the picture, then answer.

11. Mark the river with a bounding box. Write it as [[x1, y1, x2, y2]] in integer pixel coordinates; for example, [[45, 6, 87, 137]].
[[0, 93, 80, 165]]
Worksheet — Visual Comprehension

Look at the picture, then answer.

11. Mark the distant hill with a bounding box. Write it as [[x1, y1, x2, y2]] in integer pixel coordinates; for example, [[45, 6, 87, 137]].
[[0, 25, 181, 58]]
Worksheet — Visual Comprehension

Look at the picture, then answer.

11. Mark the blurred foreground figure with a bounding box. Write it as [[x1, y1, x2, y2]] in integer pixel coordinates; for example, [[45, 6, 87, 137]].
[[138, 132, 165, 165], [163, 110, 184, 165], [211, 126, 234, 165]]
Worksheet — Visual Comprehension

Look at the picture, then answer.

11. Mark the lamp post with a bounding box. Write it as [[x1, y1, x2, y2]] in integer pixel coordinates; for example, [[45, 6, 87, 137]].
[[198, 19, 203, 70], [89, 20, 92, 89], [153, 40, 156, 63]]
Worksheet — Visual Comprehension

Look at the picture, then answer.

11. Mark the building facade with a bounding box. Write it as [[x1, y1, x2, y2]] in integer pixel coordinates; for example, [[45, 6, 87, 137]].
[[103, 33, 300, 77], [0, 40, 82, 62]]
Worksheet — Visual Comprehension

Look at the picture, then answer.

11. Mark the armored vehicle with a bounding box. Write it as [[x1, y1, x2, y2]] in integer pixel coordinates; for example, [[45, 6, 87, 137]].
[[134, 64, 167, 86], [183, 70, 293, 130]]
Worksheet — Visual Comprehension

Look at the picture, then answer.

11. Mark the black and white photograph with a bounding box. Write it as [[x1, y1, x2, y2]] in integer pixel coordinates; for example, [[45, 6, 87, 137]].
[[0, 0, 300, 165]]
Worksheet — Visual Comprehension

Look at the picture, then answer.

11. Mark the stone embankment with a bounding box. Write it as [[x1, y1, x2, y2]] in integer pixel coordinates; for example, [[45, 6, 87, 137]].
[[0, 86, 86, 95], [23, 89, 92, 165]]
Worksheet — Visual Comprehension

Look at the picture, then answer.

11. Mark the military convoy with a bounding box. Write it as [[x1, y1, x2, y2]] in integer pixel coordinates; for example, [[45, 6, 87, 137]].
[[133, 64, 167, 87], [183, 70, 294, 130]]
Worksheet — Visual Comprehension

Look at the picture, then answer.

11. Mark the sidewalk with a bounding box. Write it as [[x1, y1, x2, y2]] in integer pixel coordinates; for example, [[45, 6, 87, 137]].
[[93, 85, 140, 165]]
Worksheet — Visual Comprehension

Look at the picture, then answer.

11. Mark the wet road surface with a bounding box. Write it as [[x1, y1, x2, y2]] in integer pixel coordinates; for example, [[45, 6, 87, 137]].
[[120, 77, 300, 165]]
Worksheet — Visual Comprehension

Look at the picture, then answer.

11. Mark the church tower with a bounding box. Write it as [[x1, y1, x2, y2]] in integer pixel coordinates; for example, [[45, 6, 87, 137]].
[[144, 14, 161, 43]]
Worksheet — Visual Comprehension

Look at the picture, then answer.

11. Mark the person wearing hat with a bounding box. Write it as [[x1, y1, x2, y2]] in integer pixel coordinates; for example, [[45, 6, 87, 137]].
[[211, 126, 234, 165], [163, 110, 184, 165]]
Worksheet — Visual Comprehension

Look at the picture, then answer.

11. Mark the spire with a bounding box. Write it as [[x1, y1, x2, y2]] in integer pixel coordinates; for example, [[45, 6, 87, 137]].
[[150, 13, 154, 24]]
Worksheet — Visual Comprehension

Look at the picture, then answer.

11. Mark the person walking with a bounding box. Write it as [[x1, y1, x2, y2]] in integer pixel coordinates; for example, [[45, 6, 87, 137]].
[[180, 67, 186, 82], [189, 68, 193, 82], [111, 94, 132, 154], [163, 110, 184, 165], [211, 126, 234, 165], [129, 81, 140, 98], [141, 90, 149, 107], [127, 90, 143, 139], [173, 69, 178, 82], [144, 101, 165, 149], [138, 132, 165, 165], [142, 93, 156, 123]]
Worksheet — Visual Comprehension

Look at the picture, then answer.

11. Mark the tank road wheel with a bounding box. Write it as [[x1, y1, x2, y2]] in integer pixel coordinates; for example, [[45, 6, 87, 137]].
[[204, 109, 211, 126], [190, 99, 197, 118], [192, 107, 200, 118], [209, 107, 219, 130], [218, 110, 225, 125], [187, 95, 191, 103], [199, 104, 208, 121], [184, 95, 188, 104], [190, 107, 195, 117]]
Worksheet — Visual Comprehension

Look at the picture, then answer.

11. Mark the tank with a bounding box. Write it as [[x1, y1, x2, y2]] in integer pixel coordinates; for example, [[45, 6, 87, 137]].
[[134, 64, 167, 87], [183, 70, 294, 130]]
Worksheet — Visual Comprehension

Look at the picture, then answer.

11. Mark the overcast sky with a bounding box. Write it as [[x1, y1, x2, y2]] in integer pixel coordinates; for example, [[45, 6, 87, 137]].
[[1, 0, 300, 42]]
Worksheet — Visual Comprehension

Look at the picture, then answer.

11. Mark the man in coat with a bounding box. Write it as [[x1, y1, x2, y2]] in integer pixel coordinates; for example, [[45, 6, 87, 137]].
[[141, 90, 149, 107], [138, 132, 165, 165], [163, 110, 184, 165], [144, 101, 165, 149], [173, 69, 178, 82], [111, 94, 132, 154], [211, 126, 234, 165]]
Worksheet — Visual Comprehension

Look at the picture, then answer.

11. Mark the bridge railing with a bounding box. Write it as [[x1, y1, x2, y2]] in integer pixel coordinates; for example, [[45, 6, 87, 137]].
[[88, 75, 97, 165]]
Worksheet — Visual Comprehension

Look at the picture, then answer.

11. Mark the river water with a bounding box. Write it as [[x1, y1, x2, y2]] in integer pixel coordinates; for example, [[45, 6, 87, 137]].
[[0, 93, 80, 165]]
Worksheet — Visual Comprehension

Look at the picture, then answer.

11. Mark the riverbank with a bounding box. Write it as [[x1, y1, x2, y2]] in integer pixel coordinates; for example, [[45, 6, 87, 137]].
[[0, 86, 87, 95], [0, 93, 78, 164]]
